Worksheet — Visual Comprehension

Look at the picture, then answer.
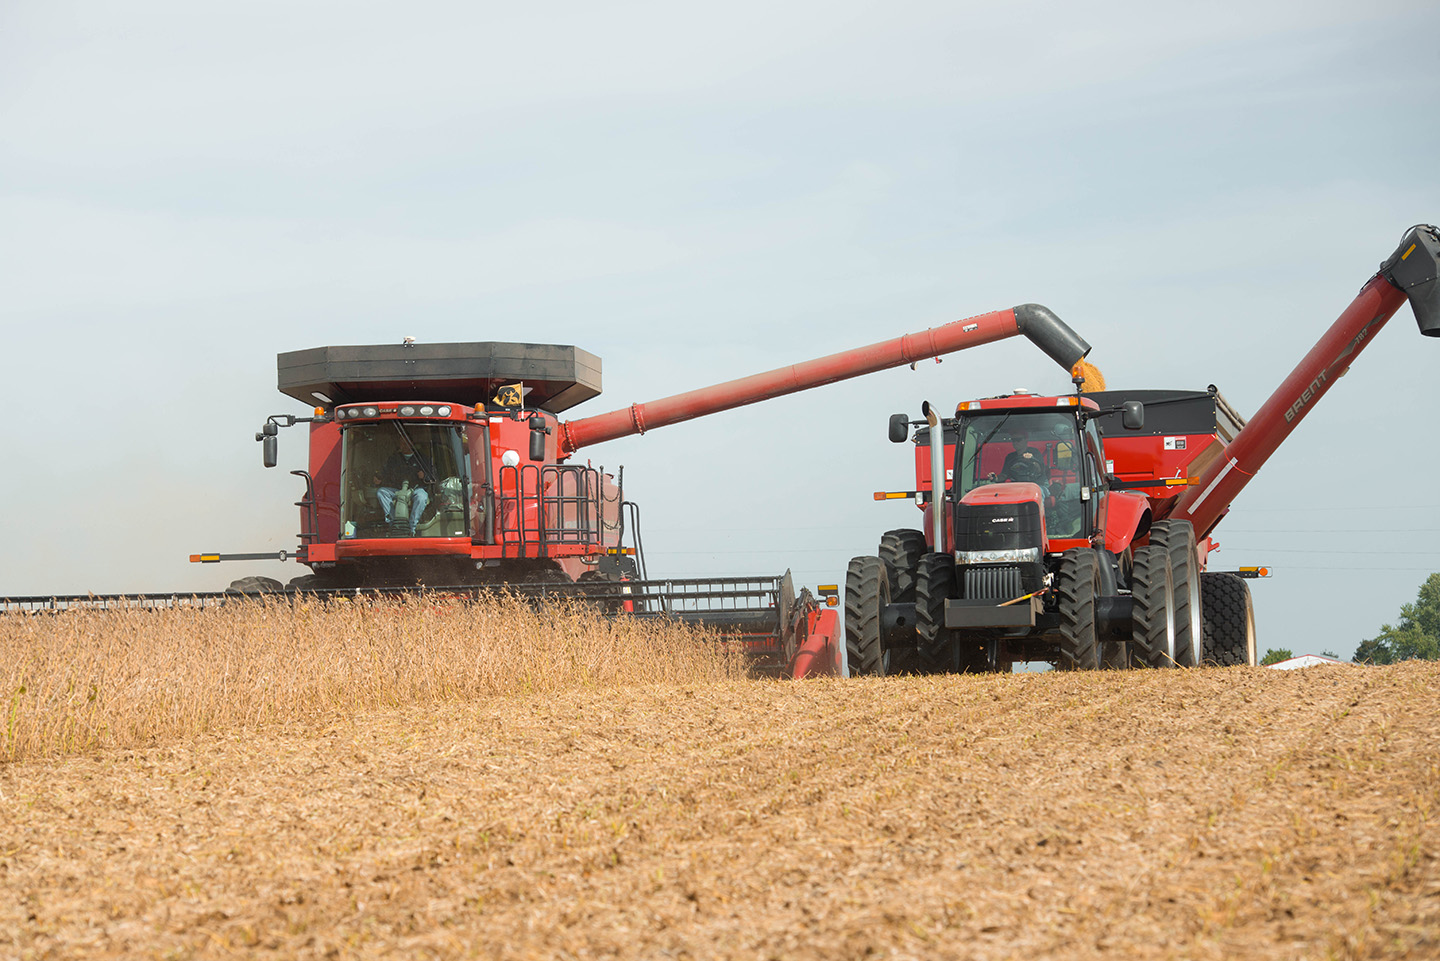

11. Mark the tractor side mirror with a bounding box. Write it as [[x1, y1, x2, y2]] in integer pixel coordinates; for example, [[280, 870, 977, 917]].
[[888, 413, 910, 443], [529, 427, 547, 462], [258, 422, 279, 468], [1122, 401, 1144, 430]]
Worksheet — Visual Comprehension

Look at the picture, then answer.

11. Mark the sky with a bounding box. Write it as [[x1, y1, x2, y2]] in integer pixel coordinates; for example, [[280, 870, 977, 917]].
[[2, 0, 1438, 661]]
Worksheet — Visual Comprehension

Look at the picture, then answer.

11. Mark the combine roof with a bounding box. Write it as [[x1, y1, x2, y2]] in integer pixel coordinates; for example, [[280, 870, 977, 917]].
[[277, 342, 603, 413]]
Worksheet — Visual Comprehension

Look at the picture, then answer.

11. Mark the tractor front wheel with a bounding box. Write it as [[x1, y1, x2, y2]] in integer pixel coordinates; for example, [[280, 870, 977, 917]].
[[1056, 549, 1103, 671], [845, 556, 892, 677]]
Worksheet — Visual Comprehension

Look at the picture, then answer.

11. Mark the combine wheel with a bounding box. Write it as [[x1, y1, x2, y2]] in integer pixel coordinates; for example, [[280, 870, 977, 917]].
[[1148, 520, 1200, 667], [1200, 573, 1257, 666], [879, 529, 927, 603], [844, 556, 892, 676], [1129, 546, 1177, 668], [226, 575, 284, 595], [1056, 549, 1103, 671], [577, 569, 619, 613]]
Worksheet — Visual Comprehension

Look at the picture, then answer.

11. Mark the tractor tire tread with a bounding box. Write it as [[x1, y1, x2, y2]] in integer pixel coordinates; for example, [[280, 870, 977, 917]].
[[879, 529, 928, 604], [1131, 545, 1175, 668], [1056, 550, 1101, 671], [845, 556, 890, 677]]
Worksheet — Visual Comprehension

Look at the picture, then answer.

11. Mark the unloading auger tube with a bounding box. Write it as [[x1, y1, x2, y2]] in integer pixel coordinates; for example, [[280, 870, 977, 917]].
[[1171, 224, 1440, 536], [556, 304, 1090, 456]]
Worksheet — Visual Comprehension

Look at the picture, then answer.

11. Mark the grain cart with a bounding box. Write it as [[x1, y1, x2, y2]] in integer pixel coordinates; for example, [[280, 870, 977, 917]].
[[851, 224, 1440, 675], [177, 303, 1092, 677]]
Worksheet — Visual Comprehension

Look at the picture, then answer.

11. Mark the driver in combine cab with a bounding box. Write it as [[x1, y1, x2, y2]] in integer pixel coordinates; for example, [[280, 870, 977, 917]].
[[374, 435, 430, 535], [1000, 430, 1047, 484]]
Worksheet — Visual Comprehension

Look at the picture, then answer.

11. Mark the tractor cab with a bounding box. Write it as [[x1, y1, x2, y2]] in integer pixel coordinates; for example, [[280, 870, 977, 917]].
[[950, 394, 1105, 551]]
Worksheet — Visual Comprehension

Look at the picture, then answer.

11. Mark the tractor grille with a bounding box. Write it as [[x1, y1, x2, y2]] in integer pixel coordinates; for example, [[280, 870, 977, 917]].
[[963, 565, 1023, 600]]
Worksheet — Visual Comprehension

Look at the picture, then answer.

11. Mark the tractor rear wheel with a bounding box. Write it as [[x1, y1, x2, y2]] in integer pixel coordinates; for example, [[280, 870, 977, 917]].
[[844, 556, 892, 677], [879, 529, 927, 604], [1129, 545, 1177, 668], [1056, 549, 1103, 671], [226, 575, 284, 595], [1148, 520, 1200, 667], [1200, 573, 1257, 666]]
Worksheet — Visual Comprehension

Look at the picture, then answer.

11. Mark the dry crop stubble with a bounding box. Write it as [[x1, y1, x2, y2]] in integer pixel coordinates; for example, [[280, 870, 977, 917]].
[[0, 595, 746, 761], [1, 604, 1437, 959]]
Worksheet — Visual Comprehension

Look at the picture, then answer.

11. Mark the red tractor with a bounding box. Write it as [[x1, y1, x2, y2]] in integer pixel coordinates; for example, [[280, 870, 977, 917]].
[[849, 224, 1440, 674]]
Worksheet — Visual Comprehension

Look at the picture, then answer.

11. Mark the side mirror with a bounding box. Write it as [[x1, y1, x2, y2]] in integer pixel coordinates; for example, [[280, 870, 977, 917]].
[[1122, 401, 1144, 430], [262, 433, 278, 468], [529, 427, 547, 462], [888, 413, 910, 443]]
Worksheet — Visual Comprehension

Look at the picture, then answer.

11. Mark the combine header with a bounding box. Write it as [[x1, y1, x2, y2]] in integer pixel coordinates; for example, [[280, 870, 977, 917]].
[[852, 224, 1440, 674], [2, 301, 1094, 678]]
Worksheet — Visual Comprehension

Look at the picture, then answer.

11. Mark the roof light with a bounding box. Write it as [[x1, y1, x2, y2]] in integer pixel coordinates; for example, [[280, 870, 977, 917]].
[[437, 405, 451, 416], [399, 405, 416, 416], [419, 405, 435, 416], [313, 406, 325, 416], [362, 406, 379, 417]]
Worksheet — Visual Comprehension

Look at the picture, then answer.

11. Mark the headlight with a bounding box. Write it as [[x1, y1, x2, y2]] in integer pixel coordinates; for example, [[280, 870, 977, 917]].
[[955, 547, 1041, 564], [501, 449, 520, 468]]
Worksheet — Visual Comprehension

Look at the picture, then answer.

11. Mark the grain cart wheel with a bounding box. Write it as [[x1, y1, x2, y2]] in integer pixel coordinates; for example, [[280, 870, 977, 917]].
[[1129, 546, 1177, 668], [879, 529, 927, 603], [1056, 549, 1103, 671], [1200, 573, 1258, 666], [845, 556, 892, 676], [226, 575, 284, 595], [1148, 520, 1200, 667]]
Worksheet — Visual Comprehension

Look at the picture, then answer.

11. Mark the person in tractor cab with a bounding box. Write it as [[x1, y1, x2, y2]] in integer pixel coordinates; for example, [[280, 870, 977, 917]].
[[1000, 429, 1047, 484], [374, 434, 431, 535]]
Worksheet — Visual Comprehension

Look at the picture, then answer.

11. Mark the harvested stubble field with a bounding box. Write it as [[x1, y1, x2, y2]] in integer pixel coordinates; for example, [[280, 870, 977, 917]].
[[2, 600, 1437, 960]]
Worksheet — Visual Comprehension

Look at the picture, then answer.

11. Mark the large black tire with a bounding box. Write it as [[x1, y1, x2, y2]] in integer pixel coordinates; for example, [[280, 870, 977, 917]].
[[227, 575, 284, 595], [879, 529, 928, 604], [1148, 520, 1200, 667], [1056, 549, 1102, 671], [1129, 545, 1177, 668], [578, 569, 622, 614], [916, 553, 966, 673], [1200, 573, 1257, 666], [845, 556, 891, 677]]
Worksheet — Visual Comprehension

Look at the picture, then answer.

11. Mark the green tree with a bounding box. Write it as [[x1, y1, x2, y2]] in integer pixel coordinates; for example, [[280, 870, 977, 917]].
[[1354, 573, 1440, 665], [1260, 648, 1293, 666]]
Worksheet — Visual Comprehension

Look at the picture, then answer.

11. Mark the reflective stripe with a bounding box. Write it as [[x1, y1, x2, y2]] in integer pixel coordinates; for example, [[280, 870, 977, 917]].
[[1187, 456, 1237, 515]]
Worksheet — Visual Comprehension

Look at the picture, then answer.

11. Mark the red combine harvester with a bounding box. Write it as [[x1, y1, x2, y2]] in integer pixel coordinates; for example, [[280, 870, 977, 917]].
[[159, 302, 1094, 677], [850, 224, 1440, 675]]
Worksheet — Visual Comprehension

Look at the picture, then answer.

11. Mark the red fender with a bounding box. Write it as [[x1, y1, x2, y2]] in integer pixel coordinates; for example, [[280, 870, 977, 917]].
[[1102, 490, 1151, 556]]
